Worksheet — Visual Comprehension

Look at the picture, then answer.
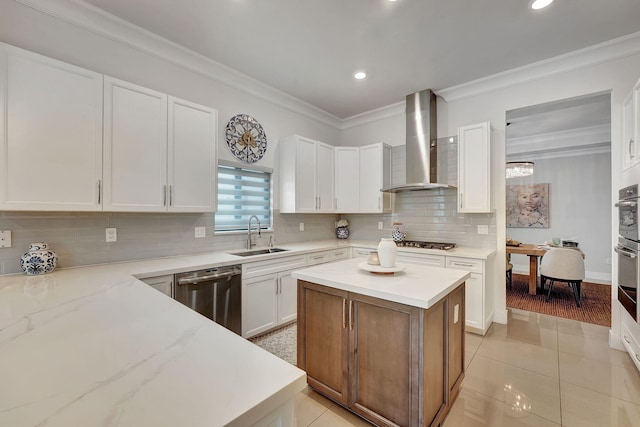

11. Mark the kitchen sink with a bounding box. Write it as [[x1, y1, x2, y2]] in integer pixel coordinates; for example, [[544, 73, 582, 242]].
[[231, 248, 289, 257]]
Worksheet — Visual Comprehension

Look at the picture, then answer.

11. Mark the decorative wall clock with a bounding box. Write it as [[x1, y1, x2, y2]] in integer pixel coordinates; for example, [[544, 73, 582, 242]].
[[225, 114, 267, 163]]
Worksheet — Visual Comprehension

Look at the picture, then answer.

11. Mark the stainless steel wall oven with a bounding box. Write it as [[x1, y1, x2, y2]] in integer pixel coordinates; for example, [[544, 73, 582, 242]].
[[616, 184, 640, 321]]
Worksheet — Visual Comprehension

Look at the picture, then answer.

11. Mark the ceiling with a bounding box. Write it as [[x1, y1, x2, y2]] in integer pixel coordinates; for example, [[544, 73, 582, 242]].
[[82, 0, 640, 119]]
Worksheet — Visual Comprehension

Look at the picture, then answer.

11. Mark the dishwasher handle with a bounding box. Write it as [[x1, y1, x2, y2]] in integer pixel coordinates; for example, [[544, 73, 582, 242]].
[[177, 268, 240, 285]]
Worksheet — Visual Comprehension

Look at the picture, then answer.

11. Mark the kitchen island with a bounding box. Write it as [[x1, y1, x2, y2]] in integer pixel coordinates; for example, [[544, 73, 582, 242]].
[[293, 258, 470, 427], [0, 260, 306, 427]]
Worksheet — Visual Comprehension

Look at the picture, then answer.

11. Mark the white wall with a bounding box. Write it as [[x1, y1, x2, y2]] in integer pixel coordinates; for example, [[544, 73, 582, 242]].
[[436, 48, 640, 342], [0, 0, 342, 273], [507, 153, 612, 283]]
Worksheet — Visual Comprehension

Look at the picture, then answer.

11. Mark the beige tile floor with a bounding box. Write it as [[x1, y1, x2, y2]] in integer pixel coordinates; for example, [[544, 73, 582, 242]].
[[293, 308, 640, 426]]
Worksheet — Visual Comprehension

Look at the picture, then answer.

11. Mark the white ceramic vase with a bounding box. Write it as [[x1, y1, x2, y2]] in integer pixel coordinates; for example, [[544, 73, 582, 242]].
[[20, 242, 57, 275], [377, 238, 397, 268]]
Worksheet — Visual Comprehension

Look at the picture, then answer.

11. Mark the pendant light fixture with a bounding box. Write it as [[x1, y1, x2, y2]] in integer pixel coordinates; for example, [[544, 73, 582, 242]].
[[506, 161, 534, 179]]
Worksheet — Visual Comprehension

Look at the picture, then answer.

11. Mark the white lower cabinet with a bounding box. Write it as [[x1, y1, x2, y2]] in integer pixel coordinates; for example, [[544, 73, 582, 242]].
[[242, 255, 306, 338], [140, 274, 173, 297], [396, 251, 445, 267], [446, 256, 493, 335], [621, 309, 640, 372]]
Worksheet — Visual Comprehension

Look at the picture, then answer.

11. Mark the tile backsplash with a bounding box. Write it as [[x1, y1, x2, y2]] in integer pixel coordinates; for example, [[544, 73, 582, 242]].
[[0, 210, 337, 274]]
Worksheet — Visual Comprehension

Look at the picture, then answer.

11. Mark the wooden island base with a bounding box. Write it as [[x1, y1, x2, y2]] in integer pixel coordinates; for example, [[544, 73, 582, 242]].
[[297, 280, 465, 427]]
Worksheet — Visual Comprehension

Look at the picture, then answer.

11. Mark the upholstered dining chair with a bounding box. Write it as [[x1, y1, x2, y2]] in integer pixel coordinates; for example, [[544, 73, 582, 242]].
[[540, 248, 585, 307], [506, 253, 513, 289]]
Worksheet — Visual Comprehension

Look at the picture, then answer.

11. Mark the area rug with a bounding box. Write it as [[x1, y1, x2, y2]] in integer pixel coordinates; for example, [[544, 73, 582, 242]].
[[249, 323, 297, 366], [507, 273, 611, 327]]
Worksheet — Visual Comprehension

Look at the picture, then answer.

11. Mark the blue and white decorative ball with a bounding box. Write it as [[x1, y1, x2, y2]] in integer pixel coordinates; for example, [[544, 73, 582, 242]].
[[20, 243, 57, 275], [336, 226, 349, 239]]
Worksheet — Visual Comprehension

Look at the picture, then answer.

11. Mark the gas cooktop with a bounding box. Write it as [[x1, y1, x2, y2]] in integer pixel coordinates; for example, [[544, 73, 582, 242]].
[[395, 240, 456, 250]]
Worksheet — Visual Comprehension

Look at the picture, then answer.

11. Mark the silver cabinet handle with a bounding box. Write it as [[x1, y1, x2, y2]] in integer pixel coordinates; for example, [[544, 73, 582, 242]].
[[615, 201, 637, 207], [97, 180, 101, 204], [163, 185, 167, 206], [635, 353, 640, 362], [615, 246, 637, 259], [169, 185, 173, 206], [625, 335, 632, 344], [177, 269, 239, 285], [378, 196, 381, 210], [630, 138, 635, 159], [453, 262, 474, 267], [460, 194, 463, 209]]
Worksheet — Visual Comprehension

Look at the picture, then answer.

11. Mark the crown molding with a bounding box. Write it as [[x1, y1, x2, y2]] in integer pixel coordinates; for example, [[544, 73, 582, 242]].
[[341, 100, 404, 130], [507, 124, 611, 156], [507, 142, 610, 161], [437, 31, 640, 102], [14, 0, 342, 129]]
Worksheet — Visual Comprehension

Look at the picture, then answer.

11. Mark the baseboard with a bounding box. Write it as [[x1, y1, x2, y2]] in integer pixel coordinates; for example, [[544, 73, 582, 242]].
[[609, 329, 624, 351], [511, 267, 611, 285]]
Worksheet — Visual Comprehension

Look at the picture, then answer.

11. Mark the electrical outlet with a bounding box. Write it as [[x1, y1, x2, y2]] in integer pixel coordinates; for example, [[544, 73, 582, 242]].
[[477, 225, 489, 235], [105, 227, 117, 242], [378, 222, 384, 230], [299, 223, 304, 231], [195, 227, 206, 238], [606, 258, 612, 265], [0, 230, 12, 248]]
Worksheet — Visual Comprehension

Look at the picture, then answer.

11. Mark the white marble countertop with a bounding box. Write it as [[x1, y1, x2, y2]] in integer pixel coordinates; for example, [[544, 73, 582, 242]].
[[0, 261, 306, 426], [292, 258, 471, 309], [0, 238, 492, 426]]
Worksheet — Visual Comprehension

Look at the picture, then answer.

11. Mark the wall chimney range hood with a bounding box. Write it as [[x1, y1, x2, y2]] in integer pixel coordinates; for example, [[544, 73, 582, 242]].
[[381, 89, 455, 193]]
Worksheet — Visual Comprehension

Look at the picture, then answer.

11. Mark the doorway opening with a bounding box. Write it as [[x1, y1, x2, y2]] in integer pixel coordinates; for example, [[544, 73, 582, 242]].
[[504, 92, 612, 326]]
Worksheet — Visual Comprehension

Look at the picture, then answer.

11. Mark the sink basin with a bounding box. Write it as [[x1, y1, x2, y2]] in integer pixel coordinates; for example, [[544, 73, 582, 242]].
[[231, 248, 289, 257]]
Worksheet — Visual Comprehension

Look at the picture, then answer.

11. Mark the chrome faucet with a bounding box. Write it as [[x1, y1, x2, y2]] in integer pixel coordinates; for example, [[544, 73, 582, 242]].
[[247, 215, 261, 249]]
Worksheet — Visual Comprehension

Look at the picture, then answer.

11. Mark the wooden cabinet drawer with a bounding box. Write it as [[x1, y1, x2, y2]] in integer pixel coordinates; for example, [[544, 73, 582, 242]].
[[446, 257, 483, 274]]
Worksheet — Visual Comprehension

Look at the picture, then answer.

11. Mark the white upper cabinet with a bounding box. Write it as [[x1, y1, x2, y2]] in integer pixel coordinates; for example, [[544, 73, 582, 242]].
[[103, 77, 168, 211], [103, 78, 217, 212], [458, 122, 492, 213], [335, 147, 360, 212], [167, 96, 217, 212], [623, 78, 640, 171], [0, 44, 103, 211], [622, 91, 635, 169], [279, 135, 335, 213], [334, 143, 391, 214], [359, 143, 392, 213]]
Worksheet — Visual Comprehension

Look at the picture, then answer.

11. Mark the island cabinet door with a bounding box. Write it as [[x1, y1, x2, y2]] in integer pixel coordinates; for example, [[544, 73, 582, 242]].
[[447, 284, 465, 403], [297, 280, 349, 405], [348, 293, 421, 427]]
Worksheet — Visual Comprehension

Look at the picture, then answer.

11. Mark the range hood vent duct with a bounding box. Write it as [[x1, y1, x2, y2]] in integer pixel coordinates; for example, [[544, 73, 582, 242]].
[[381, 89, 455, 192]]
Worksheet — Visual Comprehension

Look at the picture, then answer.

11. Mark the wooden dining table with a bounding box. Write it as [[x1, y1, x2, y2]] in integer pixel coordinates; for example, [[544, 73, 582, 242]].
[[506, 244, 586, 295]]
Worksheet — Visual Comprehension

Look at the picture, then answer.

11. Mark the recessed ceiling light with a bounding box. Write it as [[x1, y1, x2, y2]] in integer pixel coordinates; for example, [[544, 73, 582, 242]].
[[354, 71, 367, 80], [530, 0, 554, 10]]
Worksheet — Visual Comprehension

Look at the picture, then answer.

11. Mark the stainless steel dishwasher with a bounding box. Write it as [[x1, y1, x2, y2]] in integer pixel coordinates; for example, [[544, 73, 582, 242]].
[[174, 265, 241, 335]]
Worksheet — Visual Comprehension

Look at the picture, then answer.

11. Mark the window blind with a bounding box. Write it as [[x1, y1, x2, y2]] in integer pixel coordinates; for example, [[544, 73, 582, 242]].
[[215, 164, 271, 231]]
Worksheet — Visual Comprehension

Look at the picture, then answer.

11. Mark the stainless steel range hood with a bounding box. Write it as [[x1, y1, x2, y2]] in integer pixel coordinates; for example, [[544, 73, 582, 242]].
[[381, 89, 455, 192]]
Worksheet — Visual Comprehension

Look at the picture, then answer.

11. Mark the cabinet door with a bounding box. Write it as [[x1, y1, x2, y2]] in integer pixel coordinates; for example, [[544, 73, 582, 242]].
[[0, 45, 103, 211], [103, 77, 167, 211], [463, 273, 483, 331], [141, 275, 173, 297], [168, 96, 217, 212], [458, 122, 491, 213], [316, 141, 335, 212], [623, 92, 635, 168], [243, 273, 278, 338], [359, 144, 391, 213], [277, 269, 297, 324], [447, 284, 465, 402], [296, 137, 318, 212], [297, 281, 349, 405], [359, 144, 382, 212], [335, 147, 359, 212], [349, 292, 420, 426]]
